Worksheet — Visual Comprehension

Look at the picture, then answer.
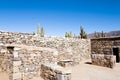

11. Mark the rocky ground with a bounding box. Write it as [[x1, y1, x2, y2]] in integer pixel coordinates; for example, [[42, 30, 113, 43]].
[[0, 59, 120, 80]]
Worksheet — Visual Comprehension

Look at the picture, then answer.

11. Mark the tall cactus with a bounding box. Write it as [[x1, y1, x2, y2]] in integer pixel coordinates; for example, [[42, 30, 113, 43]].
[[37, 23, 41, 36]]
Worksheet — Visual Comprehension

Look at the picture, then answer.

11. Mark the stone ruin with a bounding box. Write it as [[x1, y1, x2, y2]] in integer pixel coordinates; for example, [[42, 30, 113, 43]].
[[91, 37, 120, 68], [0, 31, 91, 80], [0, 31, 119, 80]]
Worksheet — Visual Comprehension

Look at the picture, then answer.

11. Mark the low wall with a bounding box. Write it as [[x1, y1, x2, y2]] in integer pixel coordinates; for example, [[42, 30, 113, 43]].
[[91, 54, 116, 68], [0, 45, 74, 80], [41, 63, 71, 80]]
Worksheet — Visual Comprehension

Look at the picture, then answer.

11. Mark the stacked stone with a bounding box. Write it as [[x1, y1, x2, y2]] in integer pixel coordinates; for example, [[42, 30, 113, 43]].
[[9, 47, 22, 80], [0, 31, 33, 45], [20, 52, 41, 80], [0, 45, 7, 72], [0, 31, 91, 63], [91, 54, 116, 68], [91, 40, 112, 55], [41, 63, 71, 80], [91, 38, 120, 55], [57, 60, 77, 67], [91, 38, 120, 68], [18, 49, 58, 80]]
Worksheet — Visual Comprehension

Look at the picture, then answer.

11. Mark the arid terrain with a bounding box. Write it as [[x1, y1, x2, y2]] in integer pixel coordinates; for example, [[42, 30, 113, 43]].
[[0, 59, 120, 80]]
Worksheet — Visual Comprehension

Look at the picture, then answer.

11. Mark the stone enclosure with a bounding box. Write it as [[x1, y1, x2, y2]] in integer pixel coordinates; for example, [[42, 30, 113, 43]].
[[91, 37, 120, 68], [0, 31, 91, 80], [0, 31, 120, 80]]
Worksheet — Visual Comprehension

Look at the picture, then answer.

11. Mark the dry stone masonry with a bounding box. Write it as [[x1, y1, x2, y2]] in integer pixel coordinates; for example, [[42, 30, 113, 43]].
[[0, 31, 91, 80], [7, 46, 22, 80], [0, 31, 120, 80], [91, 37, 120, 68], [0, 31, 91, 62], [91, 54, 116, 68], [41, 63, 71, 80], [57, 60, 77, 67]]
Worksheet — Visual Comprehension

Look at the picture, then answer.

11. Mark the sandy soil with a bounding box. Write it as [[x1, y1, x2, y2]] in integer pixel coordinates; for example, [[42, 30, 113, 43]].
[[71, 60, 120, 80], [0, 59, 120, 80]]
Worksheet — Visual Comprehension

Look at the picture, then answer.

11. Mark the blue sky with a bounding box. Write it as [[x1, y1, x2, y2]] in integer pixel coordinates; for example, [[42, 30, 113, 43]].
[[0, 0, 120, 36]]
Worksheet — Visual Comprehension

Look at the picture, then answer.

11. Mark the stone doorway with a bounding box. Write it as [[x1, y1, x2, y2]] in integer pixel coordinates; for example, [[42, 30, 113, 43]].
[[113, 48, 119, 63]]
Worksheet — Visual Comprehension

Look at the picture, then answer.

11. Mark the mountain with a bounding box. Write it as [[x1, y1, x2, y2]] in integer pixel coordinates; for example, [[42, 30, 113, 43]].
[[89, 30, 120, 38]]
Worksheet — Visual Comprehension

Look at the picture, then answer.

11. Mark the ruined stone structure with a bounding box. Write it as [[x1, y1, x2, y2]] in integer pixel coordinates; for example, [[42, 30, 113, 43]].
[[41, 63, 71, 80], [0, 31, 91, 80], [1, 31, 119, 80], [91, 37, 120, 68]]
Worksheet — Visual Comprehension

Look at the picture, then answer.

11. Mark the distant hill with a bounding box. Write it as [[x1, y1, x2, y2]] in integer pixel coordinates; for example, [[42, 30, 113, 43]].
[[89, 30, 120, 38]]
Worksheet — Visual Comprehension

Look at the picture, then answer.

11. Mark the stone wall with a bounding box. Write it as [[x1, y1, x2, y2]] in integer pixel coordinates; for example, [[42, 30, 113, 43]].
[[91, 37, 120, 68], [91, 54, 116, 68], [91, 37, 120, 55], [0, 31, 91, 61], [18, 46, 58, 80], [8, 47, 22, 80], [41, 63, 71, 80], [0, 45, 72, 80], [0, 45, 7, 72], [0, 31, 91, 80]]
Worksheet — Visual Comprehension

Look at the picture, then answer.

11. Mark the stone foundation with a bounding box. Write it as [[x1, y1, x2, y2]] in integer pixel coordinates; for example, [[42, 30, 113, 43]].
[[91, 54, 116, 68]]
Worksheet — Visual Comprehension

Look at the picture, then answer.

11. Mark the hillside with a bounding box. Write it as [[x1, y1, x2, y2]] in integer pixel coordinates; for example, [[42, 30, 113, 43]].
[[89, 30, 120, 38]]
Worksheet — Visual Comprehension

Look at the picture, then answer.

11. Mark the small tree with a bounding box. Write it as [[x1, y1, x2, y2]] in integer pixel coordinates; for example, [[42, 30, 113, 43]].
[[80, 26, 84, 38], [97, 33, 100, 38], [37, 23, 41, 36], [69, 32, 73, 38], [103, 32, 106, 37], [101, 31, 106, 37], [101, 31, 104, 37], [65, 32, 68, 37], [65, 32, 73, 38], [80, 26, 87, 39], [94, 31, 97, 38], [41, 27, 45, 37], [83, 32, 88, 39]]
